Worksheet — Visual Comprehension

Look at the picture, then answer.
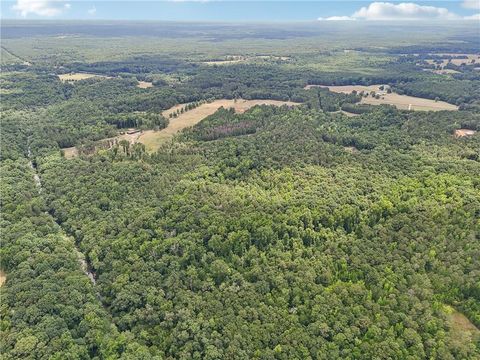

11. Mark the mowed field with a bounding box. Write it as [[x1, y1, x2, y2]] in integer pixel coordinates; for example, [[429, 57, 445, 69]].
[[307, 84, 458, 111], [137, 81, 153, 88], [58, 73, 111, 82], [139, 99, 301, 152], [62, 99, 301, 156]]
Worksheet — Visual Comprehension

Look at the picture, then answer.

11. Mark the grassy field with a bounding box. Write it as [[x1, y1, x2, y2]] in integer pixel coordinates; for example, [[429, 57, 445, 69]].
[[308, 84, 458, 111], [442, 305, 479, 349], [58, 73, 111, 82], [139, 99, 301, 152], [137, 81, 154, 88], [454, 129, 477, 137], [62, 99, 301, 156]]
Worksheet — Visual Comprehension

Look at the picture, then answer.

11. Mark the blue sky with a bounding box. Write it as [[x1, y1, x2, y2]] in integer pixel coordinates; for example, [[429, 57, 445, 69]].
[[1, 1, 479, 21]]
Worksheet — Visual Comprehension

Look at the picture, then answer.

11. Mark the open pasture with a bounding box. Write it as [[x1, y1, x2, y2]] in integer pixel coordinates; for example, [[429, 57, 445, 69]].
[[58, 73, 111, 82], [454, 129, 476, 138], [307, 84, 458, 111], [137, 81, 153, 88], [140, 99, 301, 152]]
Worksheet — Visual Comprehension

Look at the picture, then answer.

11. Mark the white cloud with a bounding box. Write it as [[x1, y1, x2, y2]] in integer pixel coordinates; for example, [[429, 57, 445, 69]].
[[352, 2, 459, 21], [12, 0, 69, 17], [88, 6, 96, 15], [320, 2, 468, 22], [462, 0, 480, 10], [318, 16, 355, 21], [464, 13, 480, 20]]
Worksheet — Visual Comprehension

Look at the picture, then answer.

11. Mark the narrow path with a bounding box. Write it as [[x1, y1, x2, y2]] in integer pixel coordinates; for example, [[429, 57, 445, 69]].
[[1, 45, 32, 66], [27, 142, 97, 287]]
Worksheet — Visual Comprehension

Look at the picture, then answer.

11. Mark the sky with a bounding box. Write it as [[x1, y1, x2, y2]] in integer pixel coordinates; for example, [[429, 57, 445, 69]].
[[1, 1, 479, 22]]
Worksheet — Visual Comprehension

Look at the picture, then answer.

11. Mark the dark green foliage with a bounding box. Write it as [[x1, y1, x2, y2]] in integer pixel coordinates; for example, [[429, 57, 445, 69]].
[[1, 27, 480, 359]]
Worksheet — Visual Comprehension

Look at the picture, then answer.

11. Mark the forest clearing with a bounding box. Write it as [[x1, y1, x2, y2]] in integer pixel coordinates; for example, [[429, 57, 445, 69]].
[[62, 99, 301, 156], [455, 129, 477, 137], [443, 305, 480, 347], [141, 99, 301, 152], [306, 84, 458, 111], [137, 81, 153, 88], [58, 72, 111, 82]]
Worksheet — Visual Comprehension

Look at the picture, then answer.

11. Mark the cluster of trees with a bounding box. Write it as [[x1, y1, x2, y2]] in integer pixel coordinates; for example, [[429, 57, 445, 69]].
[[103, 112, 168, 130], [394, 79, 480, 106], [168, 100, 205, 118]]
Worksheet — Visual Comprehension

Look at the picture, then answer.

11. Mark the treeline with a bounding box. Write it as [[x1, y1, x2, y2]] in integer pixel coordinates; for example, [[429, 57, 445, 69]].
[[394, 79, 480, 105], [61, 55, 198, 76], [103, 112, 168, 130]]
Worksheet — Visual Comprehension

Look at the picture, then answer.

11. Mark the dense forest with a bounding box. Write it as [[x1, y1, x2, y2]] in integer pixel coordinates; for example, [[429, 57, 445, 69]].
[[1, 20, 479, 359]]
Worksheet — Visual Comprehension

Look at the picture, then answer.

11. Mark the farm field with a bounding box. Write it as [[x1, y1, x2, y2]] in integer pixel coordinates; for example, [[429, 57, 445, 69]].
[[137, 80, 153, 88], [307, 84, 458, 111], [58, 72, 111, 82]]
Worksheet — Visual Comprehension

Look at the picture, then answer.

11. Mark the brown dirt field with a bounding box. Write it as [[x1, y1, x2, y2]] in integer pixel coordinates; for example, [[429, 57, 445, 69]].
[[58, 73, 110, 82], [455, 129, 476, 138], [307, 84, 458, 111], [0, 270, 6, 287], [137, 81, 153, 88]]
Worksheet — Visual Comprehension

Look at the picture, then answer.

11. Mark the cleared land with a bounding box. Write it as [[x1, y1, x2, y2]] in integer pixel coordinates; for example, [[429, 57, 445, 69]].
[[63, 130, 143, 159], [443, 305, 479, 347], [425, 54, 480, 67], [454, 129, 476, 138], [139, 99, 300, 152], [307, 84, 458, 111], [0, 271, 6, 287], [58, 73, 111, 82], [137, 81, 153, 88], [202, 55, 290, 66], [63, 99, 300, 156]]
